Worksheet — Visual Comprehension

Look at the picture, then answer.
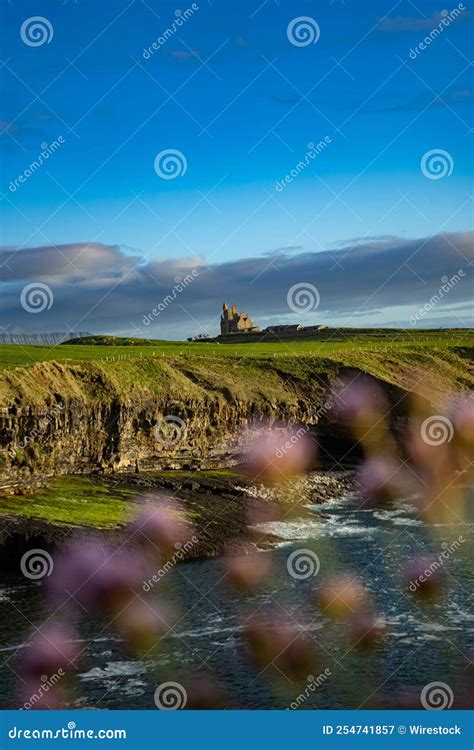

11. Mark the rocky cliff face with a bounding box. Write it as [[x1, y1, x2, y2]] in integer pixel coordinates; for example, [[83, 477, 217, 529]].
[[0, 347, 470, 497], [0, 360, 325, 495]]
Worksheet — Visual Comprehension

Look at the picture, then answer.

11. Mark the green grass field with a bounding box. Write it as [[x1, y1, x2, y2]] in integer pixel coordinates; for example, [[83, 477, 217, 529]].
[[0, 329, 473, 371], [0, 331, 472, 410], [0, 477, 136, 529]]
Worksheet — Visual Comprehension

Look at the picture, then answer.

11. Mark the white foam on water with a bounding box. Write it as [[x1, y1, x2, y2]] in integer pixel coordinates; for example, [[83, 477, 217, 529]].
[[307, 493, 352, 511], [173, 624, 242, 640], [79, 664, 149, 690], [80, 661, 147, 682], [372, 511, 423, 526], [253, 510, 376, 541], [447, 602, 474, 623]]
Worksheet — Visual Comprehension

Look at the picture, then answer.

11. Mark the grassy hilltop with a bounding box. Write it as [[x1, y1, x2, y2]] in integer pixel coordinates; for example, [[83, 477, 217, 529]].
[[0, 330, 472, 534], [0, 329, 472, 408], [1, 328, 473, 365]]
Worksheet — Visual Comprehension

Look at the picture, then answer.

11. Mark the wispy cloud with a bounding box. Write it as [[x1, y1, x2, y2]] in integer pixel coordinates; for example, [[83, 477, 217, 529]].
[[380, 12, 453, 31], [370, 87, 473, 114], [168, 49, 200, 60]]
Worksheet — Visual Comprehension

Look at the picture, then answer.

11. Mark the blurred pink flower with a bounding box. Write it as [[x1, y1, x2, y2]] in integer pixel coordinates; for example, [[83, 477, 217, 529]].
[[331, 374, 388, 427], [452, 396, 474, 464], [22, 623, 79, 678], [317, 574, 369, 619], [19, 678, 65, 710], [404, 555, 444, 599], [243, 427, 316, 484], [356, 456, 410, 506], [133, 500, 193, 556], [346, 612, 386, 649], [245, 616, 318, 680], [48, 541, 145, 612], [115, 600, 174, 653], [225, 551, 271, 589]]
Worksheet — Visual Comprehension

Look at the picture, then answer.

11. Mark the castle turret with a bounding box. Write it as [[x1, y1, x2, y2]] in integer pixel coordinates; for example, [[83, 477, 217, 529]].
[[220, 302, 260, 335]]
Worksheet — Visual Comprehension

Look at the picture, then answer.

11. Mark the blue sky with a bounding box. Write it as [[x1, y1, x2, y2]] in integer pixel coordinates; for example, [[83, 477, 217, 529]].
[[0, 0, 473, 336]]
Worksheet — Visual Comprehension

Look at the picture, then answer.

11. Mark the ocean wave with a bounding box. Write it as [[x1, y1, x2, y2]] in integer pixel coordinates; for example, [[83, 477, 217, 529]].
[[252, 516, 376, 541]]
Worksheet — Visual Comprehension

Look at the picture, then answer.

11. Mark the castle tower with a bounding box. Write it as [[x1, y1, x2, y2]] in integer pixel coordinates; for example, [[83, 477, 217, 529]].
[[220, 302, 260, 335], [221, 301, 230, 335]]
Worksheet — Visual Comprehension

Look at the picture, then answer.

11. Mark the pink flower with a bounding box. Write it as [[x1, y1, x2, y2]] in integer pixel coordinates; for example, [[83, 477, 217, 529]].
[[133, 501, 193, 556], [245, 615, 318, 680], [22, 623, 79, 678], [243, 427, 316, 484], [356, 456, 410, 506], [331, 374, 388, 426], [404, 555, 444, 599], [317, 574, 369, 619], [346, 612, 386, 649], [48, 541, 145, 612], [225, 551, 271, 589]]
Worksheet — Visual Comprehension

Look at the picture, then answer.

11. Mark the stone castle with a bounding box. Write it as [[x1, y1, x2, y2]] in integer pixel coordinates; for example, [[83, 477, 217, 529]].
[[188, 302, 326, 342], [215, 302, 326, 341], [220, 302, 261, 335]]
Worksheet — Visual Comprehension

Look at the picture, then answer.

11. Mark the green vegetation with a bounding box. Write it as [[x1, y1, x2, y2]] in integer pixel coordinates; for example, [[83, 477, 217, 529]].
[[0, 329, 473, 371], [0, 330, 472, 407], [0, 471, 240, 531], [0, 477, 136, 529], [0, 334, 472, 533]]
